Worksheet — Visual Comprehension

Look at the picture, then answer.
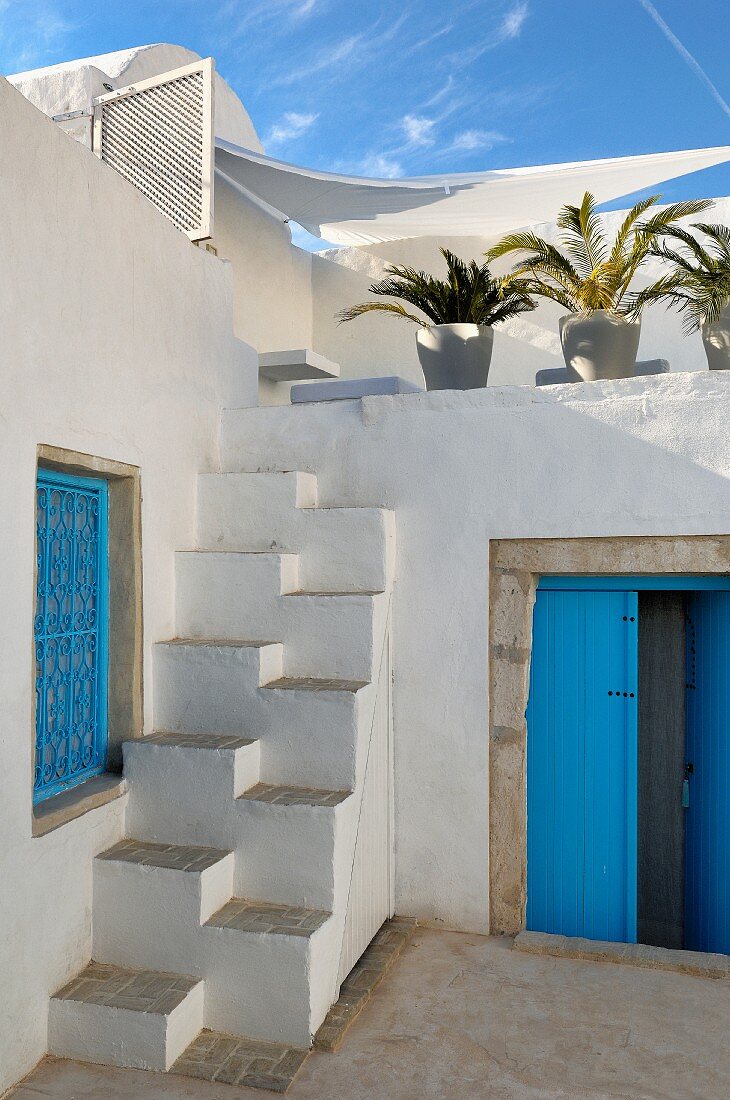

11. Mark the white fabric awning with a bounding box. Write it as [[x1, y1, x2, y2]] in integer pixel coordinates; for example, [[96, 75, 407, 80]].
[[214, 140, 730, 246]]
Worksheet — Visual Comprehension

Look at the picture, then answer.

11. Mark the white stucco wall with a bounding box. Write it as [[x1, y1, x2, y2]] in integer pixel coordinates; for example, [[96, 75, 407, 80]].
[[0, 77, 248, 1093], [213, 174, 314, 364], [8, 43, 263, 152], [221, 372, 730, 934]]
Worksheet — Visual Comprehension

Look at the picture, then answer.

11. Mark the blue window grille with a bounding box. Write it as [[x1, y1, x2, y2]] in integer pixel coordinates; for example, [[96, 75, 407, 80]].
[[34, 468, 109, 803]]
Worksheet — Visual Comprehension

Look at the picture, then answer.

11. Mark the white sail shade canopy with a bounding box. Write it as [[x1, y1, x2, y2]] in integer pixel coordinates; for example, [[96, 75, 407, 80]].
[[215, 140, 730, 246]]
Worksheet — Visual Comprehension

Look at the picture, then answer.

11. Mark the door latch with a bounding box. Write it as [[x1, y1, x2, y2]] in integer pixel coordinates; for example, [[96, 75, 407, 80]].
[[683, 762, 694, 808]]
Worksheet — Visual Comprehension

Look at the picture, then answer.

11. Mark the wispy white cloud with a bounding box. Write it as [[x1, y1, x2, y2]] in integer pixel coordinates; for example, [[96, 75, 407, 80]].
[[357, 153, 404, 178], [449, 1, 530, 70], [407, 21, 455, 54], [401, 115, 436, 147], [499, 1, 529, 41], [264, 11, 409, 89], [637, 0, 730, 121], [266, 110, 318, 146], [422, 76, 456, 109], [222, 0, 319, 35], [450, 128, 509, 152]]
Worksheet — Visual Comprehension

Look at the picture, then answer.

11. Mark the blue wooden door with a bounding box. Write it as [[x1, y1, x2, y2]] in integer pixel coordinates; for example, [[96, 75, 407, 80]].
[[527, 588, 638, 942], [34, 468, 109, 803], [685, 591, 730, 953]]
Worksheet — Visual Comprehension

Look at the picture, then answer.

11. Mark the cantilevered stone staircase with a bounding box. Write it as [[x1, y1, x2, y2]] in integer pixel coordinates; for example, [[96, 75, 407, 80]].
[[48, 465, 395, 1085]]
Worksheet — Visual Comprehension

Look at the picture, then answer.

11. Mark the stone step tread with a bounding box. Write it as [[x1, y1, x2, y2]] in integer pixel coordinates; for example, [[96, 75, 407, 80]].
[[161, 638, 280, 648], [239, 782, 350, 807], [264, 676, 368, 693], [97, 838, 231, 873], [52, 961, 201, 1016], [131, 732, 257, 751], [286, 588, 384, 597], [206, 898, 331, 938], [172, 1028, 309, 1093]]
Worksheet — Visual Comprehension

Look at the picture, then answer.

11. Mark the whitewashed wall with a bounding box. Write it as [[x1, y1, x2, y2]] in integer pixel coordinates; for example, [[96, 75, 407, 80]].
[[0, 78, 247, 1094], [221, 372, 730, 934]]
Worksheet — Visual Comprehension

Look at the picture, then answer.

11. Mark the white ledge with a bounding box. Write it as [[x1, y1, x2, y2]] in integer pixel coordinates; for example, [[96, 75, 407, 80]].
[[259, 349, 340, 382]]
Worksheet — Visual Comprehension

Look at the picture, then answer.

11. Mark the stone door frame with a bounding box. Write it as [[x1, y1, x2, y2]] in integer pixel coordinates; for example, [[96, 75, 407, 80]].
[[488, 535, 730, 935]]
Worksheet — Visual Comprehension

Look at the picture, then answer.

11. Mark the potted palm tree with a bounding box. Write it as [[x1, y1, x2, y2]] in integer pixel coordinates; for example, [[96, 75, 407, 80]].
[[487, 193, 711, 381], [337, 248, 535, 390], [630, 222, 730, 370]]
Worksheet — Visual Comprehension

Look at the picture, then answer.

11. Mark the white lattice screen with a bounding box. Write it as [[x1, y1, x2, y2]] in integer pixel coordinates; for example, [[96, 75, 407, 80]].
[[92, 59, 214, 241]]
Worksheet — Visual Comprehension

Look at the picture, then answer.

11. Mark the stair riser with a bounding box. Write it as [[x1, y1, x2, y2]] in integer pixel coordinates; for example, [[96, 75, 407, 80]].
[[89, 908, 332, 1047], [153, 646, 362, 788], [197, 474, 393, 591], [175, 555, 380, 679], [205, 929, 330, 1046], [232, 802, 344, 909], [48, 983, 204, 1072], [93, 858, 235, 953], [123, 742, 261, 844]]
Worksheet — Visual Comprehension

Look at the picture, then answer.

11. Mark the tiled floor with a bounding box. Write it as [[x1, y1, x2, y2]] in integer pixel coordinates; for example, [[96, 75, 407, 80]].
[[98, 839, 230, 872], [314, 919, 415, 1051], [239, 783, 350, 807], [172, 1033, 308, 1093], [14, 928, 730, 1098], [206, 898, 330, 936], [52, 962, 199, 1015]]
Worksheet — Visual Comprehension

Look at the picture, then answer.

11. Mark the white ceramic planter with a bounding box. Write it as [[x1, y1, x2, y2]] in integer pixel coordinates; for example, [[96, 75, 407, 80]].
[[560, 311, 641, 382], [701, 304, 730, 370], [415, 323, 494, 391]]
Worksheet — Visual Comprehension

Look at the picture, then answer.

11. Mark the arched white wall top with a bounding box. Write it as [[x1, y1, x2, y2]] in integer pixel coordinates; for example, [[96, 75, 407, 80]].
[[8, 42, 263, 152]]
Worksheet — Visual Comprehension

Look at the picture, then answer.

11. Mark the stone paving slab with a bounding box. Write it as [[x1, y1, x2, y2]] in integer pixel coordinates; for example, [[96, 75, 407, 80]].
[[52, 962, 200, 1015], [207, 898, 331, 937], [171, 1031, 309, 1093], [264, 677, 367, 693], [97, 839, 231, 872], [239, 783, 350, 807], [515, 929, 730, 979], [314, 918, 417, 1052]]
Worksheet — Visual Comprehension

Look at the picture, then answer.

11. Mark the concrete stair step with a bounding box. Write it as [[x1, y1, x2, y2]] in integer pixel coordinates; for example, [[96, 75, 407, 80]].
[[206, 897, 332, 938], [196, 472, 395, 592], [160, 637, 284, 685], [94, 840, 235, 934], [175, 552, 382, 680], [124, 733, 261, 847], [49, 961, 204, 1072], [172, 1028, 309, 1092], [264, 676, 368, 693], [239, 782, 351, 807], [153, 643, 366, 789]]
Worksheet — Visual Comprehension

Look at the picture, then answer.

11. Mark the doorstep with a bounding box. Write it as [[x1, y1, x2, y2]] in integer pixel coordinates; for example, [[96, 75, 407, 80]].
[[514, 930, 730, 980]]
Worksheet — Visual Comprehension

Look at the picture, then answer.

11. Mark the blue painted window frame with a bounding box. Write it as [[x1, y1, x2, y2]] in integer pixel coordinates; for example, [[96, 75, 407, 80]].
[[34, 467, 109, 804]]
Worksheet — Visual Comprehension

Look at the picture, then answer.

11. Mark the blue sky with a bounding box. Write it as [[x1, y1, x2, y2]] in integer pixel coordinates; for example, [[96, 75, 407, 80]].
[[2, 0, 729, 237]]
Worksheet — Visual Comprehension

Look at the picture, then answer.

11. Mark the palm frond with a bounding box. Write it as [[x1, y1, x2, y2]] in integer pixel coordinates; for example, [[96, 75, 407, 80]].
[[557, 192, 608, 274], [337, 249, 536, 329], [609, 195, 660, 267], [694, 222, 730, 259], [336, 301, 429, 326]]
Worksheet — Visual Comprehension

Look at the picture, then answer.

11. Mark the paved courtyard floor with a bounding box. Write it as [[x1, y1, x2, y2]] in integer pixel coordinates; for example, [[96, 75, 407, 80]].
[[10, 927, 730, 1099]]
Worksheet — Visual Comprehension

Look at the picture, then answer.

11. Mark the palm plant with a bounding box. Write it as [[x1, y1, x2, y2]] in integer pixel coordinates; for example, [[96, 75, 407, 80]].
[[629, 222, 730, 332], [486, 192, 712, 316], [337, 247, 536, 327]]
